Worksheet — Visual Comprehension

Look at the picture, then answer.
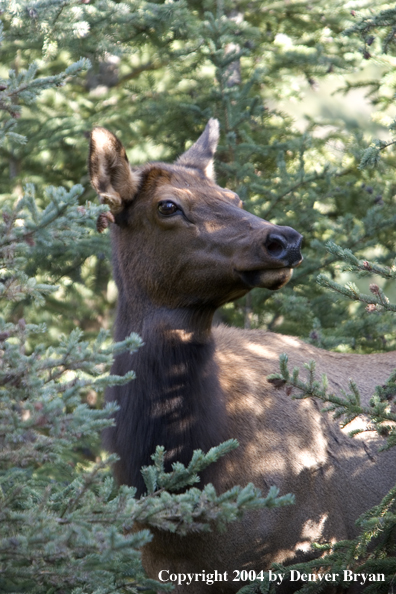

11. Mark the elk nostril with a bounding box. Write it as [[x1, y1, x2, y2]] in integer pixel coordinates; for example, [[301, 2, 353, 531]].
[[265, 235, 287, 259]]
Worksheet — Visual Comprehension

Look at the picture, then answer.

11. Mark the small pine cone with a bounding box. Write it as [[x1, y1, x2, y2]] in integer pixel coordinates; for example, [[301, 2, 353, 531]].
[[96, 211, 115, 233], [366, 304, 377, 313], [369, 283, 380, 295], [363, 261, 371, 270]]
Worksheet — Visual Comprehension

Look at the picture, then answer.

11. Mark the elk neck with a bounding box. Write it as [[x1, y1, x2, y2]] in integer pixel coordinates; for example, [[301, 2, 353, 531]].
[[108, 287, 228, 497]]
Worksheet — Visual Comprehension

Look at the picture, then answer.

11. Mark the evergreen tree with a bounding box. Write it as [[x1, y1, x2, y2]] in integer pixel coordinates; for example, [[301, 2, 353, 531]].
[[4, 0, 396, 350], [0, 177, 292, 592], [259, 13, 396, 591], [0, 5, 293, 591], [2, 0, 396, 591]]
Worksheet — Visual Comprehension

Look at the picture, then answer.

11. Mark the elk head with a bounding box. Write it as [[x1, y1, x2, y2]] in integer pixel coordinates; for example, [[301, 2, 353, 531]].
[[89, 119, 303, 310]]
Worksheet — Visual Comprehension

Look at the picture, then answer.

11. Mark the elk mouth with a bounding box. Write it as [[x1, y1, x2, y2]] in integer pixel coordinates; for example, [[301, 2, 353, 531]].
[[236, 267, 294, 290]]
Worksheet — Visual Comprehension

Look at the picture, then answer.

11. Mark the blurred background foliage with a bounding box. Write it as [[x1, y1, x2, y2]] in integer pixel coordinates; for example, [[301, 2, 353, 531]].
[[2, 0, 396, 354]]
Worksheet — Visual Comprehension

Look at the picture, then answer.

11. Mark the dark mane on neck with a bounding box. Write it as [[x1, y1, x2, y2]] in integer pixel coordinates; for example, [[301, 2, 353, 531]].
[[104, 319, 227, 496]]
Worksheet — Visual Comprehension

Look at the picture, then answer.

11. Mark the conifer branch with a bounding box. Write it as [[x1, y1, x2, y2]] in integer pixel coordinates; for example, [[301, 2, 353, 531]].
[[269, 355, 396, 447]]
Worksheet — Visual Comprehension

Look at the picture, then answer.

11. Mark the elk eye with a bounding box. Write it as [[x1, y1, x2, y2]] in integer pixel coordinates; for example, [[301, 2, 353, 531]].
[[158, 201, 179, 215]]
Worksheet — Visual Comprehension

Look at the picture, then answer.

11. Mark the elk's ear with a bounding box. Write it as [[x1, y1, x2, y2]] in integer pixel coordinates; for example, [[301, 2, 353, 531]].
[[176, 118, 219, 181], [89, 127, 140, 214]]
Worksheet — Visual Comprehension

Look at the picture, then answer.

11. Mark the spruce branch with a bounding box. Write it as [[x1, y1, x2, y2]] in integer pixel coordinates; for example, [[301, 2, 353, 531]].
[[316, 242, 396, 313], [322, 242, 396, 279], [317, 275, 396, 313], [0, 56, 90, 146], [359, 139, 396, 170], [269, 354, 396, 447], [344, 7, 396, 55], [130, 445, 294, 535], [244, 483, 396, 594]]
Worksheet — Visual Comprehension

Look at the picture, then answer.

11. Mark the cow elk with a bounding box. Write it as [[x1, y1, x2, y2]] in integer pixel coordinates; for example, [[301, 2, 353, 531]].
[[89, 120, 396, 593]]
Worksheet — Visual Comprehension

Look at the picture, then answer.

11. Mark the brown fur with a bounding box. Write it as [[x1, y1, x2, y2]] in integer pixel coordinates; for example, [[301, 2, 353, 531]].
[[89, 121, 396, 593]]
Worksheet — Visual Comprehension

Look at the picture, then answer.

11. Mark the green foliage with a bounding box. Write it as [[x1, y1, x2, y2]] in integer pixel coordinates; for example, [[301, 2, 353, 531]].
[[3, 0, 396, 591], [269, 354, 396, 447], [2, 0, 396, 352], [266, 235, 396, 592], [136, 444, 294, 535], [344, 4, 396, 56], [0, 181, 293, 592], [0, 4, 299, 590], [239, 482, 396, 594]]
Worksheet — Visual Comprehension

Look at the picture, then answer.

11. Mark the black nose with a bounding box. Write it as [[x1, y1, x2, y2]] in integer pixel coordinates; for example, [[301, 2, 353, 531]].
[[264, 228, 303, 267]]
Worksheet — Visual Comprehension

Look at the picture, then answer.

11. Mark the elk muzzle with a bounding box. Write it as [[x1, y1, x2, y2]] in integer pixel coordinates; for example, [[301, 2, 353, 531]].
[[236, 226, 303, 290]]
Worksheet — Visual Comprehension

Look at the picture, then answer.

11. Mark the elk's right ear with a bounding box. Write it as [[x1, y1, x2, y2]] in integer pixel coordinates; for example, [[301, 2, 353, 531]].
[[89, 127, 140, 215]]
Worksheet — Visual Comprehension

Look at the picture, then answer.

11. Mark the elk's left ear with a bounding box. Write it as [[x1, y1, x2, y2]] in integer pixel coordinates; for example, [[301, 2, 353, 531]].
[[176, 118, 219, 181], [89, 127, 140, 214]]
